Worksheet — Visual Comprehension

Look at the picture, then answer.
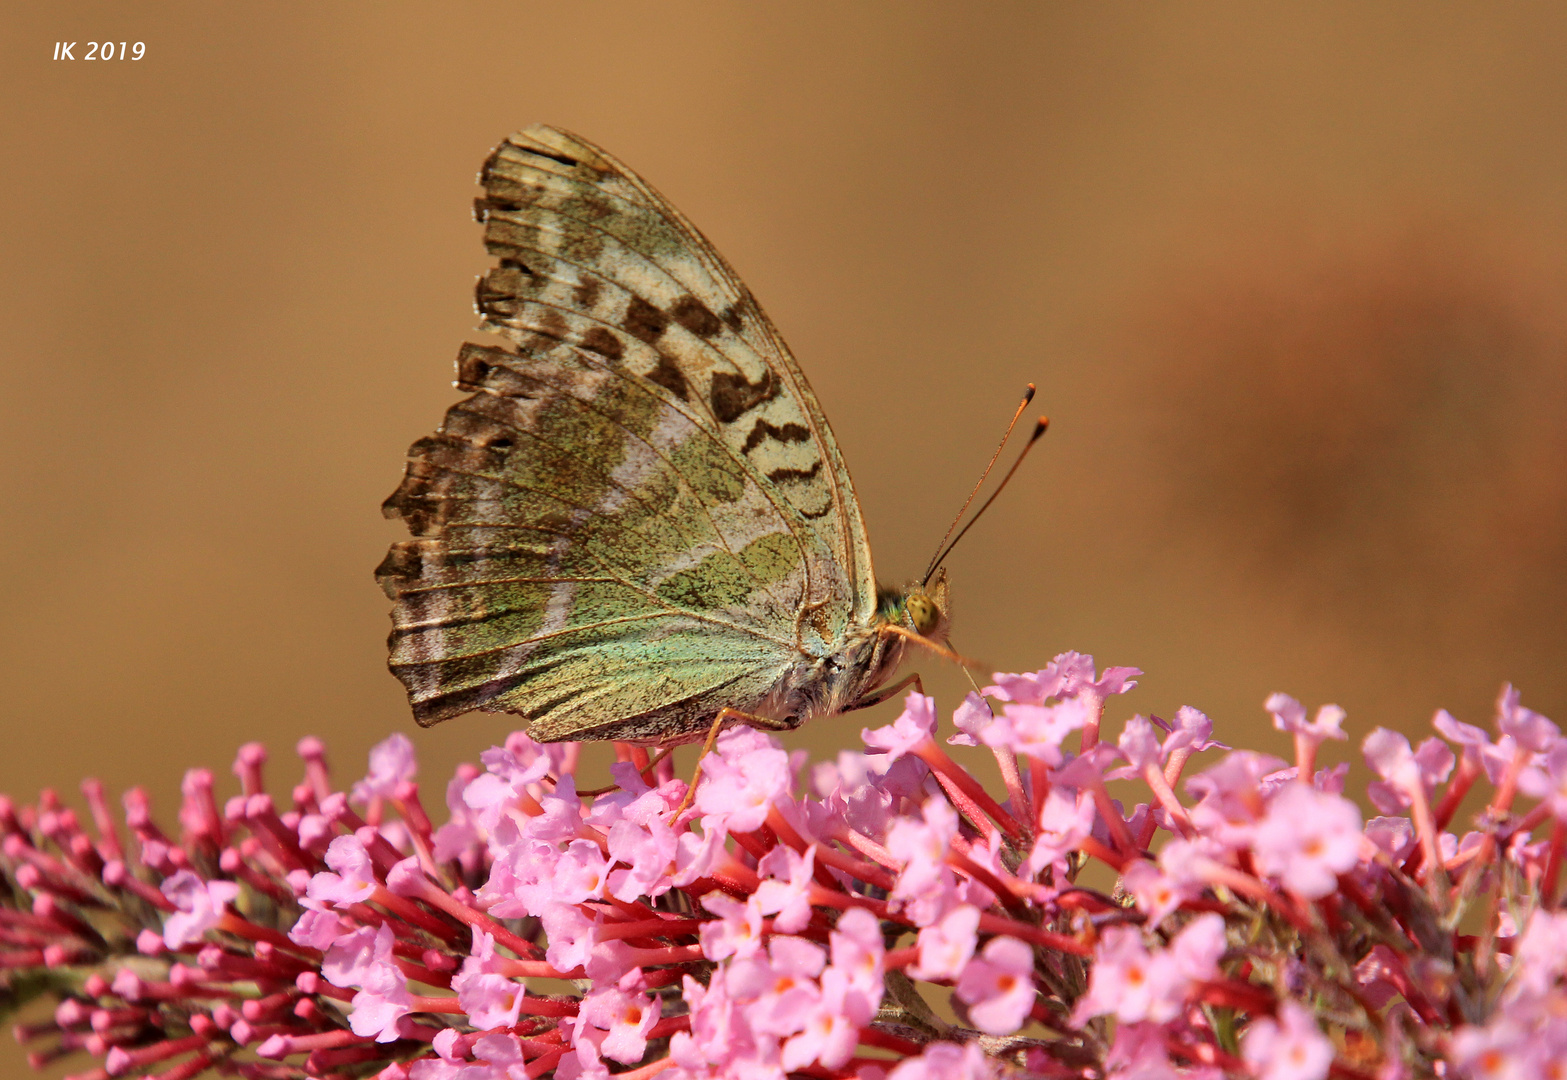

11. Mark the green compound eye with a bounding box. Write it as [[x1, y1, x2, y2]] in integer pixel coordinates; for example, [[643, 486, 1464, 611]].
[[905, 594, 940, 636]]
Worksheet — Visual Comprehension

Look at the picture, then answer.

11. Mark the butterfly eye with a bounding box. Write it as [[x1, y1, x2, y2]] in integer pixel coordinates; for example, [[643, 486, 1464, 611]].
[[905, 594, 941, 636]]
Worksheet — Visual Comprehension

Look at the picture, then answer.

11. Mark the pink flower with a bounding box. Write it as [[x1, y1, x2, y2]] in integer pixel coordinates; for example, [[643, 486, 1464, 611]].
[[1162, 705, 1228, 757], [1252, 783, 1364, 898], [699, 891, 765, 961], [322, 923, 413, 1042], [1071, 926, 1184, 1025], [1120, 859, 1193, 926], [1265, 694, 1348, 743], [909, 904, 980, 981], [754, 844, 817, 933], [956, 935, 1035, 1034], [350, 732, 417, 803], [1495, 685, 1558, 753], [695, 727, 792, 834], [862, 693, 937, 761], [987, 652, 1141, 704], [453, 931, 526, 1030], [160, 871, 240, 948], [1022, 788, 1096, 876], [1363, 728, 1454, 813], [579, 971, 659, 1064], [829, 905, 886, 1003], [306, 834, 378, 907], [553, 838, 611, 904], [978, 696, 1094, 764], [1241, 1001, 1334, 1080]]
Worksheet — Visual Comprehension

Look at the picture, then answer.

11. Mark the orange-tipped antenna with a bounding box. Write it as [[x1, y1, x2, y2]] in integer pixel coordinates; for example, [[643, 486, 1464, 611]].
[[922, 414, 1049, 586], [921, 385, 1036, 585]]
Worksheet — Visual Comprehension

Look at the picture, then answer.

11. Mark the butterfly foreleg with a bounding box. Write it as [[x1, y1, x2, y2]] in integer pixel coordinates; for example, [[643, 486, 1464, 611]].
[[845, 671, 925, 712], [673, 707, 801, 814]]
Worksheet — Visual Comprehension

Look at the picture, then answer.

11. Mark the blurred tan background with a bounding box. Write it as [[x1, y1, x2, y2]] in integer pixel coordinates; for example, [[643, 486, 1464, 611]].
[[3, 0, 1566, 996]]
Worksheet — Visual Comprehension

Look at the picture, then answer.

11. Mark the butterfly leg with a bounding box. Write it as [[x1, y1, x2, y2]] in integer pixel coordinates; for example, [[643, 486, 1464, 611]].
[[575, 745, 679, 798], [845, 671, 925, 712], [673, 707, 799, 815]]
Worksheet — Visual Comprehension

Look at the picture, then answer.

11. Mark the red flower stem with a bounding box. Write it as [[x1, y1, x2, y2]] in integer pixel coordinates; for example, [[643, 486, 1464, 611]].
[[626, 944, 705, 968], [1542, 819, 1567, 908], [1294, 732, 1317, 787], [101, 861, 177, 911], [267, 1028, 372, 1053], [944, 844, 1032, 909], [645, 1015, 691, 1041], [104, 1033, 209, 1071], [618, 1056, 677, 1080], [1077, 835, 1127, 872], [1141, 764, 1195, 838], [827, 825, 899, 871], [1080, 690, 1105, 751], [305, 1044, 388, 1071], [913, 740, 1026, 842], [993, 748, 1030, 837], [1203, 864, 1313, 933], [1084, 780, 1137, 858], [1192, 978, 1274, 1013], [1403, 780, 1444, 895], [393, 875, 541, 959], [525, 1047, 568, 1079], [596, 918, 704, 942], [1165, 1034, 1245, 1073], [496, 958, 581, 979], [79, 779, 125, 864], [1029, 758, 1050, 826], [153, 1051, 217, 1080], [731, 829, 773, 864], [216, 913, 302, 954], [766, 808, 871, 890], [1432, 758, 1479, 832], [976, 912, 1092, 955], [884, 946, 917, 969]]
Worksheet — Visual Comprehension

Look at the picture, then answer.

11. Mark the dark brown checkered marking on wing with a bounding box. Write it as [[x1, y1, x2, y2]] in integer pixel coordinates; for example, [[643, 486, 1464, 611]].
[[624, 296, 668, 345], [711, 369, 779, 424], [765, 461, 823, 485], [669, 295, 723, 338], [580, 327, 624, 361], [573, 276, 602, 310], [742, 419, 811, 454]]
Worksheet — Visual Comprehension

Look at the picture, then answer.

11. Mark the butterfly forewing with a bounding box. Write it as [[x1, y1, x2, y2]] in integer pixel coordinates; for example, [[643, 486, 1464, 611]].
[[378, 126, 879, 742]]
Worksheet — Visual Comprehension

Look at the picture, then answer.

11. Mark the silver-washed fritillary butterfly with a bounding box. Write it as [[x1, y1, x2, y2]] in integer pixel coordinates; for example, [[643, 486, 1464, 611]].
[[377, 126, 954, 744]]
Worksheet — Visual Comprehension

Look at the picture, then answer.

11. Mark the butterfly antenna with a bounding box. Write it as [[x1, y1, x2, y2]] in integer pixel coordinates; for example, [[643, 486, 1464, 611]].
[[922, 414, 1049, 586], [921, 385, 1036, 586]]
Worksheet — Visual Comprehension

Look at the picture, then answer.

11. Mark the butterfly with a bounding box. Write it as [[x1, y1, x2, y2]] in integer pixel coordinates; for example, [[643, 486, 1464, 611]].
[[377, 125, 956, 745]]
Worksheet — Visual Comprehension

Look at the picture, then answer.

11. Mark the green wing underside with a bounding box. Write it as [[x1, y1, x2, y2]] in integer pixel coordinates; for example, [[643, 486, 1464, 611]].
[[378, 126, 876, 739]]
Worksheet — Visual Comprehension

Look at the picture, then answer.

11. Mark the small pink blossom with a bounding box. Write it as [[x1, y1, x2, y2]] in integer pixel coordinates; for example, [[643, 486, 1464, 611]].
[[1253, 783, 1364, 898], [306, 834, 378, 907], [862, 692, 937, 761], [695, 726, 792, 834], [909, 903, 980, 981], [453, 931, 526, 1030], [160, 871, 240, 948], [1265, 694, 1348, 743], [956, 935, 1035, 1034], [350, 732, 417, 803], [1241, 1001, 1334, 1080], [754, 843, 817, 933]]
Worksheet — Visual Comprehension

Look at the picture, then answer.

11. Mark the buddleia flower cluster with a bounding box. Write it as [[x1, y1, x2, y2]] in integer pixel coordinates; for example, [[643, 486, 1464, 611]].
[[3, 653, 1565, 1080]]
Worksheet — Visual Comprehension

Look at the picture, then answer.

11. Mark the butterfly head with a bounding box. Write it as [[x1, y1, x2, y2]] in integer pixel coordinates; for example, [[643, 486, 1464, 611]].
[[879, 568, 951, 643]]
